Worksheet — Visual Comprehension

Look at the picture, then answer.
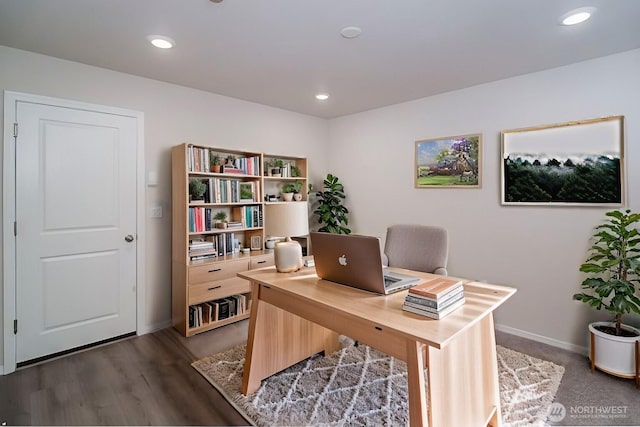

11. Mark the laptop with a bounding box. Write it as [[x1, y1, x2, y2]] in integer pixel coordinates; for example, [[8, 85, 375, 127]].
[[310, 232, 421, 295]]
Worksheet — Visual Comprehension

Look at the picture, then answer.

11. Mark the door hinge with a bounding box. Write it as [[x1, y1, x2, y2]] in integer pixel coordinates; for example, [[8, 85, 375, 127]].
[[14, 319, 18, 334], [14, 221, 17, 236], [13, 122, 18, 138]]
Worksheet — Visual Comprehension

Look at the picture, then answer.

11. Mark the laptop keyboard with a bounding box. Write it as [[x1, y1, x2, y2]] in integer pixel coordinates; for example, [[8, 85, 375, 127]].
[[384, 276, 400, 287]]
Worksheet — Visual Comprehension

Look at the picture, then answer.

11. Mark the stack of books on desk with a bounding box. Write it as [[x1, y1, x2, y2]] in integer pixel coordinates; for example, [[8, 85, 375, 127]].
[[403, 277, 465, 320]]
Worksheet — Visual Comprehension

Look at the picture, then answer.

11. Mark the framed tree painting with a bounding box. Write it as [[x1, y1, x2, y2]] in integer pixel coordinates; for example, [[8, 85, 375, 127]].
[[415, 133, 482, 188], [501, 116, 624, 206]]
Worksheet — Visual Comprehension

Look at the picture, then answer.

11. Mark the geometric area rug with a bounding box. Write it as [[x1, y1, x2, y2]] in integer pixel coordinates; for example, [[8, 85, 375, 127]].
[[192, 339, 564, 427]]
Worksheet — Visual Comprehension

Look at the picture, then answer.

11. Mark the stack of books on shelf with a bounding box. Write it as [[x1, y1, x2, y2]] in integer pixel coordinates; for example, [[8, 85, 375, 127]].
[[403, 276, 465, 320], [188, 294, 249, 328], [189, 239, 216, 261]]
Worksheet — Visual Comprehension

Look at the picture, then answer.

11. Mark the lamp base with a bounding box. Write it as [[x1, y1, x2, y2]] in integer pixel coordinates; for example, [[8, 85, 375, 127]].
[[274, 237, 303, 272]]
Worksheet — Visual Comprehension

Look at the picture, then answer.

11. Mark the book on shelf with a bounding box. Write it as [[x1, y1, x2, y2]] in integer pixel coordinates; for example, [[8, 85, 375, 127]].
[[403, 291, 465, 314], [190, 253, 217, 262], [189, 306, 195, 328], [402, 297, 466, 320], [404, 286, 464, 309], [216, 299, 230, 320], [225, 297, 237, 317], [408, 276, 463, 300]]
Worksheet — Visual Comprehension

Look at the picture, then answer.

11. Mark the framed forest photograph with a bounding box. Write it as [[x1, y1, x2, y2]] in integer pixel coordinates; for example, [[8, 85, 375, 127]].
[[501, 116, 624, 206], [415, 134, 481, 188]]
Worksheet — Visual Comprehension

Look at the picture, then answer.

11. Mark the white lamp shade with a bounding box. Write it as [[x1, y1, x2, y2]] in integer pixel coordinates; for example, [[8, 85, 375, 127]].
[[265, 202, 309, 272], [265, 202, 309, 238]]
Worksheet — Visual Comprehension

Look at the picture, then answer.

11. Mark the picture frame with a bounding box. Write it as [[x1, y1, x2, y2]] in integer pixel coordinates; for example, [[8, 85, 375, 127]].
[[250, 235, 262, 251], [415, 133, 481, 188], [501, 116, 624, 206]]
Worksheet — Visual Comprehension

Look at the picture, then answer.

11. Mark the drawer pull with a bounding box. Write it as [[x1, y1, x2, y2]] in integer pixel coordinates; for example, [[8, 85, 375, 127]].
[[256, 260, 266, 264], [207, 285, 222, 291], [208, 268, 222, 273], [263, 285, 271, 289]]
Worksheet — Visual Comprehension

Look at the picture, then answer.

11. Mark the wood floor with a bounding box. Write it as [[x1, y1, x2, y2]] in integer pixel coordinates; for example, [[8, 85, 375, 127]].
[[2, 320, 638, 426], [0, 321, 250, 426]]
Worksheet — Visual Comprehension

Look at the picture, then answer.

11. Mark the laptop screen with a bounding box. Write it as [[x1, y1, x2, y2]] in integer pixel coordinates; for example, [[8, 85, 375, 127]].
[[310, 232, 418, 294]]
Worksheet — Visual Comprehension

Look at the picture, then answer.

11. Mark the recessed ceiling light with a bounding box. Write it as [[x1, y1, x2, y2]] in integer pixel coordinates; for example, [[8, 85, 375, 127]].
[[560, 7, 596, 26], [147, 35, 175, 49], [315, 93, 329, 101], [340, 26, 362, 39]]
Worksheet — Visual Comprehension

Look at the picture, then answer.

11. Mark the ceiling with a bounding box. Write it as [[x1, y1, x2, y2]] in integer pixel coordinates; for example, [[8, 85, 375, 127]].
[[1, 0, 639, 119]]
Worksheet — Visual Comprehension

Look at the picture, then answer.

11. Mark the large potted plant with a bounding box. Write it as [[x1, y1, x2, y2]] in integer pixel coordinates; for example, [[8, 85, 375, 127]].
[[573, 209, 640, 380], [313, 174, 351, 234]]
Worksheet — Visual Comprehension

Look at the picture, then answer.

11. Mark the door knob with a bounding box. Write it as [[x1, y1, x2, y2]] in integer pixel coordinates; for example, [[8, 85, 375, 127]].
[[125, 234, 135, 242]]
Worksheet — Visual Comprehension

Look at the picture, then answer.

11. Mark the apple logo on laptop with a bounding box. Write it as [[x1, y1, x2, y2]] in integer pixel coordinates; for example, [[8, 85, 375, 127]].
[[338, 254, 347, 266]]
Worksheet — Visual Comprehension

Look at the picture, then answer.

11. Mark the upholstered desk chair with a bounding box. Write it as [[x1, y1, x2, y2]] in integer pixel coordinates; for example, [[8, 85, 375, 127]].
[[382, 224, 449, 276]]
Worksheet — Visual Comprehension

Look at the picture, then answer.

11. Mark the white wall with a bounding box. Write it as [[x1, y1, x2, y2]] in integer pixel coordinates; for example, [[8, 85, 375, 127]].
[[0, 46, 329, 366], [2, 44, 638, 366], [328, 48, 640, 351]]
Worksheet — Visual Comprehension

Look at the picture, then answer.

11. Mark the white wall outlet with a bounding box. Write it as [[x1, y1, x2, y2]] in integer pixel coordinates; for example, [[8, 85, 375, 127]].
[[150, 206, 163, 218]]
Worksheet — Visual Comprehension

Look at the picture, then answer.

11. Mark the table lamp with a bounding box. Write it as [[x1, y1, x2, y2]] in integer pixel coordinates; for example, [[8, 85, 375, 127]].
[[265, 202, 309, 272]]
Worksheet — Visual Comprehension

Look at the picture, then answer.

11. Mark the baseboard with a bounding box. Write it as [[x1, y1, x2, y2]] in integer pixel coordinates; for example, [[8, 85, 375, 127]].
[[138, 319, 172, 336], [495, 323, 588, 356]]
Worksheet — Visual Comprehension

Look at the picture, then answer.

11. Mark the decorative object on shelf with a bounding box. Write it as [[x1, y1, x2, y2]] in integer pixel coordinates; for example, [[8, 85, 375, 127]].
[[250, 234, 262, 251], [270, 159, 284, 177], [214, 211, 228, 228], [281, 180, 303, 202], [291, 165, 302, 177], [189, 178, 207, 202], [210, 152, 222, 173], [313, 174, 351, 234], [501, 116, 624, 206], [573, 209, 640, 383], [265, 239, 275, 249], [265, 202, 309, 272], [415, 133, 481, 188]]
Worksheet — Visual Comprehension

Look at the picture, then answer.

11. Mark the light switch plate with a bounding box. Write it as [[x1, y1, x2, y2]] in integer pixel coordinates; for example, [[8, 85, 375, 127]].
[[150, 206, 163, 218]]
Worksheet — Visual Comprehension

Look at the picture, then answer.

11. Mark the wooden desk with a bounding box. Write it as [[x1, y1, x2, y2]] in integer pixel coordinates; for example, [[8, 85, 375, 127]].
[[239, 267, 516, 427]]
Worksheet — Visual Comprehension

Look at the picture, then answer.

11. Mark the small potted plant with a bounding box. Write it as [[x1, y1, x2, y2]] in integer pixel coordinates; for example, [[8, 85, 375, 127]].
[[271, 159, 284, 177], [189, 178, 207, 203], [291, 165, 302, 178], [281, 180, 302, 202], [210, 152, 222, 173], [573, 209, 640, 379], [214, 211, 228, 229]]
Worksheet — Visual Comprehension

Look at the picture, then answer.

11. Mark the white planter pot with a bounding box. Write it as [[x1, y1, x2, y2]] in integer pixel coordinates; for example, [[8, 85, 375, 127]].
[[589, 321, 640, 378]]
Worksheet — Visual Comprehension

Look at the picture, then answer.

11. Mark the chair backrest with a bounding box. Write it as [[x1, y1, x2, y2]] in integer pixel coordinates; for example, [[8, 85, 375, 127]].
[[383, 224, 449, 275]]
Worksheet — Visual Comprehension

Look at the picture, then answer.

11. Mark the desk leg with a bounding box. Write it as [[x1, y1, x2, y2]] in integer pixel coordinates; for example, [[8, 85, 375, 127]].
[[424, 314, 502, 427], [406, 340, 429, 426], [242, 282, 339, 395]]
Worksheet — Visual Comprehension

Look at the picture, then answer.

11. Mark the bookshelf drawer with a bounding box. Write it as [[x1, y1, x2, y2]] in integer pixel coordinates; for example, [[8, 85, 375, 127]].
[[250, 254, 274, 270], [189, 259, 249, 284], [189, 277, 250, 305]]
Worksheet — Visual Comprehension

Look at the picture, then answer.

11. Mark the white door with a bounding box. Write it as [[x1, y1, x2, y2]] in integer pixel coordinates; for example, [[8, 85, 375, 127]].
[[15, 100, 137, 363]]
